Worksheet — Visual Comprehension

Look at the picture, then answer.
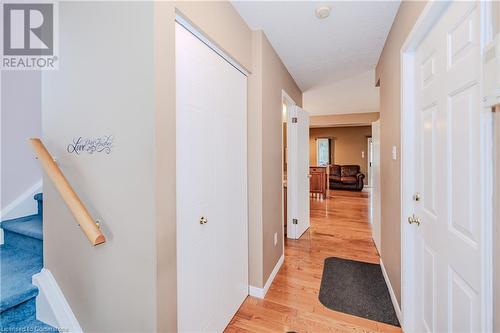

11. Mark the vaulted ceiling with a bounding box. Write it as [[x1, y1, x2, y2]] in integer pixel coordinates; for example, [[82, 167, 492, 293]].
[[232, 1, 400, 115]]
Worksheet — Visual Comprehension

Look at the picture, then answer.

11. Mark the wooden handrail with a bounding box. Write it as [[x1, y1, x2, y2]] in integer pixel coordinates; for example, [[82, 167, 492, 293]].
[[29, 138, 106, 246]]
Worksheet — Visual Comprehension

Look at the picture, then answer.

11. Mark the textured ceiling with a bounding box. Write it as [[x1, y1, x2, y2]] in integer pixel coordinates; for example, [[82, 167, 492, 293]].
[[233, 1, 400, 115]]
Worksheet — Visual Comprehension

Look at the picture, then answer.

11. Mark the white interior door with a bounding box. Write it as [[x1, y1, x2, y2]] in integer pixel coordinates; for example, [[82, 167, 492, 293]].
[[287, 105, 310, 239], [371, 121, 381, 253], [411, 2, 483, 332], [176, 22, 248, 333]]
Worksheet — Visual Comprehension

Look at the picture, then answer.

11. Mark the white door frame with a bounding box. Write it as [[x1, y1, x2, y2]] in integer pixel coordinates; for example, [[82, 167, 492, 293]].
[[371, 120, 381, 253], [286, 103, 310, 240], [367, 137, 373, 187], [282, 90, 296, 250], [400, 1, 494, 331], [175, 14, 250, 76]]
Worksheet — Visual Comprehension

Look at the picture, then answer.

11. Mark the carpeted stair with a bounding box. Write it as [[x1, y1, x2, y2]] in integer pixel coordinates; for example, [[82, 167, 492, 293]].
[[0, 193, 57, 331]]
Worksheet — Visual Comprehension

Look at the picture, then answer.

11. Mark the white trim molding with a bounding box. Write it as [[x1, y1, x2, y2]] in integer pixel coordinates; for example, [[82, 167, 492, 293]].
[[32, 269, 83, 333], [175, 13, 249, 77], [249, 254, 284, 299], [380, 259, 402, 328]]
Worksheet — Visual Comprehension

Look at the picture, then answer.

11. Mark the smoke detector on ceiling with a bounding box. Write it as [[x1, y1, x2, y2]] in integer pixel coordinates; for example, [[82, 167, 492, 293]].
[[315, 6, 331, 20]]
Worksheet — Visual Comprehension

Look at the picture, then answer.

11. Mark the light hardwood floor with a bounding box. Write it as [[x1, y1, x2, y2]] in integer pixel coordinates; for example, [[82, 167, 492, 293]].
[[225, 189, 402, 333]]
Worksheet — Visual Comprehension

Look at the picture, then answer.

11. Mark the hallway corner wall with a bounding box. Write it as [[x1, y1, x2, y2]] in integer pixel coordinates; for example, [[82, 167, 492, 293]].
[[260, 32, 302, 285], [248, 30, 265, 288], [1, 71, 42, 216], [42, 2, 157, 332], [247, 30, 302, 288], [375, 1, 427, 304]]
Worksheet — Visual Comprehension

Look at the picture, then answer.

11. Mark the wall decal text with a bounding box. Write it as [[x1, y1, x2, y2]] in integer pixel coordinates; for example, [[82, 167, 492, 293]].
[[67, 135, 114, 155]]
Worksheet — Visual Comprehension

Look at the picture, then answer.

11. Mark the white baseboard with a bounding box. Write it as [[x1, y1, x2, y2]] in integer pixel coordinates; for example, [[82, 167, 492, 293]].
[[249, 254, 284, 299], [380, 258, 403, 327], [32, 268, 83, 333], [0, 180, 42, 245]]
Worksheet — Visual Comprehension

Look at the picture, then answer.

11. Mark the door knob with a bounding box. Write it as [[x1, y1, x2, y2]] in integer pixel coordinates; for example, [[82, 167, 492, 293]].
[[199, 216, 208, 225], [408, 214, 421, 226], [413, 192, 421, 201]]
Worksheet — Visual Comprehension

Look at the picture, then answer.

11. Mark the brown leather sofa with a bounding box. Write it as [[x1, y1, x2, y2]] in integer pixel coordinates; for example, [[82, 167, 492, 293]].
[[329, 165, 365, 191]]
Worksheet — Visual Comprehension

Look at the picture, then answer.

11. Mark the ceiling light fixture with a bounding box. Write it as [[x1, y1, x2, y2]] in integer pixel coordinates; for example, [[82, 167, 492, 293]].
[[315, 6, 331, 20]]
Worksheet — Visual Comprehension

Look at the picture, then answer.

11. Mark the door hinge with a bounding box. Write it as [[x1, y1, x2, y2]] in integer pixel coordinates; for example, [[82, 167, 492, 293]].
[[292, 218, 298, 224], [292, 117, 298, 123]]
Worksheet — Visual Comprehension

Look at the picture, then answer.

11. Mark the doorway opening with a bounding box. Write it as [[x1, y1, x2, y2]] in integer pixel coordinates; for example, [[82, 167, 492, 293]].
[[279, 119, 392, 328]]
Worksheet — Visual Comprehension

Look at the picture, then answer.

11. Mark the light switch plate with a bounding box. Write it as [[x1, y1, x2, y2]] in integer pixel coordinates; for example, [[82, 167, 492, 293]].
[[392, 146, 397, 160]]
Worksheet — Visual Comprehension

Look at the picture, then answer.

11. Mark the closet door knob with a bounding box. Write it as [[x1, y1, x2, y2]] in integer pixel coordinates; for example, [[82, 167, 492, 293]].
[[407, 214, 421, 226], [199, 217, 208, 225]]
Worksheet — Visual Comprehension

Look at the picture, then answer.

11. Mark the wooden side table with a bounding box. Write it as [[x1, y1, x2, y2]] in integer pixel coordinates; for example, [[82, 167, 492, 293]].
[[310, 166, 327, 199]]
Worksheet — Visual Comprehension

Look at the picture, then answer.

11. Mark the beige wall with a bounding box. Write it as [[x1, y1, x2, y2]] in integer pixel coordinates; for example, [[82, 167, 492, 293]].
[[248, 31, 302, 287], [154, 2, 177, 332], [261, 33, 302, 284], [174, 2, 252, 72], [310, 112, 380, 128], [309, 127, 372, 183], [43, 2, 157, 331], [248, 30, 264, 287], [42, 2, 300, 331], [375, 1, 427, 303]]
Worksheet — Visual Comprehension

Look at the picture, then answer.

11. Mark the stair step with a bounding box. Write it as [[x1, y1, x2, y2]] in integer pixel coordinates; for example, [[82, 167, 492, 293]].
[[0, 193, 55, 331], [2, 215, 43, 240], [0, 245, 42, 313], [1, 297, 36, 326], [0, 297, 58, 332], [1, 215, 43, 254]]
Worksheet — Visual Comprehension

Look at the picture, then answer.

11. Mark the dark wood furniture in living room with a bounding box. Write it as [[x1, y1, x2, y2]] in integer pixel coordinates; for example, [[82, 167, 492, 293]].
[[329, 164, 365, 191], [310, 166, 327, 198]]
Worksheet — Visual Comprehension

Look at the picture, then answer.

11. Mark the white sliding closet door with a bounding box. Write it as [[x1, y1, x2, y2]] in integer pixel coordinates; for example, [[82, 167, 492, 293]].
[[176, 22, 248, 333]]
